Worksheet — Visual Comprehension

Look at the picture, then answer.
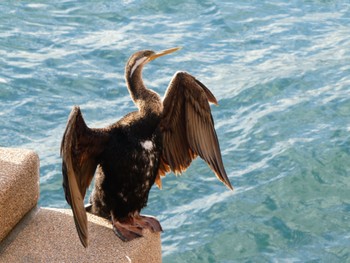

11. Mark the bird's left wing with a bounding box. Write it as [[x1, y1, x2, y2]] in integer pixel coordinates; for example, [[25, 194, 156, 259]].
[[157, 71, 233, 190], [60, 106, 110, 247]]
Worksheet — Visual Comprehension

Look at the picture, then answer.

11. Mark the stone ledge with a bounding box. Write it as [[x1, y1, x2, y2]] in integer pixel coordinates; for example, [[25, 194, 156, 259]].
[[0, 147, 161, 262], [0, 147, 40, 242], [0, 208, 161, 262]]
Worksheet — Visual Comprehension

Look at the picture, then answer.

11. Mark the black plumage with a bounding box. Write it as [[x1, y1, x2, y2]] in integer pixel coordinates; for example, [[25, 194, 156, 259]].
[[61, 47, 233, 247]]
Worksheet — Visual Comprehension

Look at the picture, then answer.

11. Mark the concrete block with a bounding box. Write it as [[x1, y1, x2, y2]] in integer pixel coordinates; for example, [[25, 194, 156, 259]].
[[0, 147, 39, 242], [0, 208, 161, 262]]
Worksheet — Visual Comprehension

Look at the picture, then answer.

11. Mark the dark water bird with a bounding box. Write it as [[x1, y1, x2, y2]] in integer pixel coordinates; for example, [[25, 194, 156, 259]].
[[61, 47, 233, 248]]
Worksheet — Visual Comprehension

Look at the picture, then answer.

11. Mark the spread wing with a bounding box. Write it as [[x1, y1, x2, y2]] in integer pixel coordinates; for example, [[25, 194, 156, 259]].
[[158, 71, 233, 190], [60, 106, 109, 247]]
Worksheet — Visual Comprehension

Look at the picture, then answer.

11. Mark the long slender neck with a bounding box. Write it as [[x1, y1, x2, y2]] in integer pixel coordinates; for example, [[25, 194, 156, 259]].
[[125, 63, 162, 114], [126, 64, 147, 102]]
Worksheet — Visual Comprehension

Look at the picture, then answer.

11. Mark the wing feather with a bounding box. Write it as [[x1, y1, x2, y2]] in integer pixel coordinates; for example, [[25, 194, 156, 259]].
[[60, 106, 109, 247], [159, 72, 233, 190]]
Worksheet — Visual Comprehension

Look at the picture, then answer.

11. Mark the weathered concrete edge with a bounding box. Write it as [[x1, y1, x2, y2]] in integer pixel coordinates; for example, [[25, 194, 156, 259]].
[[0, 147, 40, 241], [0, 205, 39, 254]]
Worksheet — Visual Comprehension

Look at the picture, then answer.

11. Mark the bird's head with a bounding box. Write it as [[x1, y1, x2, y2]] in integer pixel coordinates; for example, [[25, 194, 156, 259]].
[[126, 47, 181, 79]]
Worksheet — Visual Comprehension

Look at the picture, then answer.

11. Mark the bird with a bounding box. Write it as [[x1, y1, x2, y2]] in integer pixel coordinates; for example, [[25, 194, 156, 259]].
[[60, 47, 233, 248]]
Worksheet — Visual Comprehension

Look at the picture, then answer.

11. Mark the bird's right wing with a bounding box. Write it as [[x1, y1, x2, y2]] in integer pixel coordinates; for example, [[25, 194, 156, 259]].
[[158, 72, 233, 190], [60, 106, 110, 247]]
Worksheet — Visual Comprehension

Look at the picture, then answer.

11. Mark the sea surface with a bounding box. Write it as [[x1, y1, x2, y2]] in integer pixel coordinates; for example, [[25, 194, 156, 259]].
[[1, 0, 350, 262]]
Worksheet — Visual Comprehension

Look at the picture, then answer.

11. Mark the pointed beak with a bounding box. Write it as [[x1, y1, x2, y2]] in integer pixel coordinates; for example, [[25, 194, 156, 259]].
[[148, 47, 182, 62]]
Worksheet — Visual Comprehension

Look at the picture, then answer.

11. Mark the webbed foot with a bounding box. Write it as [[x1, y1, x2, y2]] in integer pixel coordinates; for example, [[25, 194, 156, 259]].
[[135, 214, 163, 233], [111, 213, 162, 242], [112, 220, 143, 242]]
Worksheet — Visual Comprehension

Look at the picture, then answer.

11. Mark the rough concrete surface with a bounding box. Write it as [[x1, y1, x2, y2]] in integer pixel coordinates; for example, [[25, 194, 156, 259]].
[[0, 147, 39, 242], [0, 147, 161, 262], [0, 208, 161, 263]]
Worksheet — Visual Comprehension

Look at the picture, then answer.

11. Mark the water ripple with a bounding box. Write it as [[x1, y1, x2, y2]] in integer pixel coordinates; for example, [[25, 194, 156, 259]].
[[1, 0, 350, 261]]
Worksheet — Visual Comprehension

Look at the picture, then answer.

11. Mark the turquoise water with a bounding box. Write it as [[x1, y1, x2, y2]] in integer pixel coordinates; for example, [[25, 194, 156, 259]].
[[1, 0, 350, 261]]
